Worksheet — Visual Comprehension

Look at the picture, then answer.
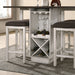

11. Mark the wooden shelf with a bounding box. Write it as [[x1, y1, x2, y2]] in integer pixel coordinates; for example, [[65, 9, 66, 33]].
[[32, 34, 49, 39]]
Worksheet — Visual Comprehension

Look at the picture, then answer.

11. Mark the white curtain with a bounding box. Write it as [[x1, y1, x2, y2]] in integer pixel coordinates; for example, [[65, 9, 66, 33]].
[[0, 0, 11, 19]]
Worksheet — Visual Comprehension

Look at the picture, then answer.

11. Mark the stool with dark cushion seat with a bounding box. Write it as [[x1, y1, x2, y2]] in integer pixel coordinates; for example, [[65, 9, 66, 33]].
[[6, 20, 29, 27], [52, 20, 75, 28], [53, 20, 75, 68], [6, 19, 29, 63]]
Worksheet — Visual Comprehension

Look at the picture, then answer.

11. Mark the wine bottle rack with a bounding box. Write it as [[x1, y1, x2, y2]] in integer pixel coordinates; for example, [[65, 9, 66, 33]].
[[32, 38, 49, 57]]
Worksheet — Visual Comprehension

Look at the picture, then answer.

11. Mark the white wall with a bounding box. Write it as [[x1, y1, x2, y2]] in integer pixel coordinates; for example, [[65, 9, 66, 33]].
[[0, 0, 16, 33], [15, 0, 37, 19], [61, 0, 75, 20]]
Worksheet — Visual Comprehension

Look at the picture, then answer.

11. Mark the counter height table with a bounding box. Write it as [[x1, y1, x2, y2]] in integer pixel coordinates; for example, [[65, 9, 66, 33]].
[[4, 6, 75, 65]]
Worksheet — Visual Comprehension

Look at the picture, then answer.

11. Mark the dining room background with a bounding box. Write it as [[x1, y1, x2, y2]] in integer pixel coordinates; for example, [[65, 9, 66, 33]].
[[15, 0, 75, 20], [0, 0, 75, 33]]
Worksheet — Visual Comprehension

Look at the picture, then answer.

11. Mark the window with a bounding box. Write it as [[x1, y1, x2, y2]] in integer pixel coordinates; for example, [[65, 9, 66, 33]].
[[0, 0, 12, 19]]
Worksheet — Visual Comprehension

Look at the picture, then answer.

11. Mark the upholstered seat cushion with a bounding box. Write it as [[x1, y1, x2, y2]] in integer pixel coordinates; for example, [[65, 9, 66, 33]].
[[6, 19, 29, 26], [52, 20, 75, 28]]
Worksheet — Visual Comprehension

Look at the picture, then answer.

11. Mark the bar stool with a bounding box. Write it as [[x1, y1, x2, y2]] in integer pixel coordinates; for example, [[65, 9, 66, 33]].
[[6, 19, 29, 63], [52, 20, 75, 68]]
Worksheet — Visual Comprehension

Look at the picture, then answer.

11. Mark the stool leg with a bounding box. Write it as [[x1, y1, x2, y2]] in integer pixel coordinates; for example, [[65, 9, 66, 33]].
[[60, 31, 64, 61], [15, 30, 18, 49], [68, 32, 70, 49], [18, 30, 23, 57], [15, 30, 18, 57], [6, 27, 9, 61], [23, 27, 26, 63], [27, 28, 30, 57], [19, 30, 23, 50], [54, 28, 57, 66], [74, 31, 75, 68]]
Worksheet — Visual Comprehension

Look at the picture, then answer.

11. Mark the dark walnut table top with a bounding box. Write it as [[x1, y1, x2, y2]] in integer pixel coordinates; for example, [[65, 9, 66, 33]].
[[3, 6, 75, 10]]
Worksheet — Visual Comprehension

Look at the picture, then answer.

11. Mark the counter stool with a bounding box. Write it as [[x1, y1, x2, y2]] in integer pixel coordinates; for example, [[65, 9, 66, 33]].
[[6, 19, 29, 63], [52, 20, 75, 68]]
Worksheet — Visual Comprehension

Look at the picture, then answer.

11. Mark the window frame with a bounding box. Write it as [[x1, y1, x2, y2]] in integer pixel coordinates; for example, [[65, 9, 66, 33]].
[[0, 0, 12, 20]]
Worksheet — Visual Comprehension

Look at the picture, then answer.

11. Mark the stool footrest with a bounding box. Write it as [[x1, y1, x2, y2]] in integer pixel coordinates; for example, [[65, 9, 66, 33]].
[[56, 55, 73, 58], [8, 50, 23, 54]]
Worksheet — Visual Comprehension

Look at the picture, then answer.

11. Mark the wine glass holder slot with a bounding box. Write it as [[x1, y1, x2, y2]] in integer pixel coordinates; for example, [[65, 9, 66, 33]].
[[32, 11, 49, 15]]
